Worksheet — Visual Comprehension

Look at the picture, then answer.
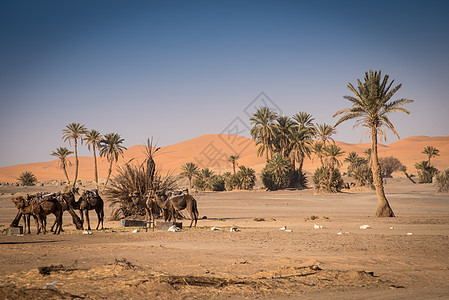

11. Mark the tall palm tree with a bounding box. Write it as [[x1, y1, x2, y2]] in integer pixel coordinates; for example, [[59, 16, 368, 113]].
[[422, 146, 440, 165], [273, 116, 295, 158], [51, 147, 73, 184], [333, 70, 413, 217], [84, 129, 102, 188], [250, 107, 278, 161], [315, 123, 336, 145], [227, 155, 240, 175], [62, 123, 88, 189], [289, 126, 312, 174], [99, 133, 126, 188], [180, 162, 199, 188], [292, 111, 316, 135]]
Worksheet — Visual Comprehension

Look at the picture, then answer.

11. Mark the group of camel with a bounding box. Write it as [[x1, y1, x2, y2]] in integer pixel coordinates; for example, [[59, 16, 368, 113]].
[[129, 188, 199, 229], [10, 188, 104, 234], [10, 187, 199, 234]]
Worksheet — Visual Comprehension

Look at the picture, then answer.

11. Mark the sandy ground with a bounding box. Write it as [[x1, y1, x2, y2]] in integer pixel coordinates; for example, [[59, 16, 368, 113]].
[[0, 179, 448, 299]]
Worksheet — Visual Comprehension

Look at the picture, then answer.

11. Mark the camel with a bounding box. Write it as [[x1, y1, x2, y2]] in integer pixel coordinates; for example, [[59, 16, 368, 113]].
[[129, 191, 158, 229], [49, 190, 84, 231], [11, 194, 63, 234], [10, 206, 37, 234], [75, 189, 104, 230], [154, 190, 199, 227]]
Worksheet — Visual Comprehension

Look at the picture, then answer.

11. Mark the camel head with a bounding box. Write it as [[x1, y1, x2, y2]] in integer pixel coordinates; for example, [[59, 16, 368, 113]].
[[11, 196, 26, 209], [129, 191, 141, 205]]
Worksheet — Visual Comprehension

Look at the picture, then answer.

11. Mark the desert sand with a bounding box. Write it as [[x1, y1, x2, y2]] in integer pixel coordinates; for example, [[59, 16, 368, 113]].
[[1, 179, 448, 299], [1, 134, 448, 183], [0, 134, 448, 299]]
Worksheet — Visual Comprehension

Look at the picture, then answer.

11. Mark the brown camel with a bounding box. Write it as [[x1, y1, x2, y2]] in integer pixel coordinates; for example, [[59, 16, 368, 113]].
[[75, 189, 104, 230], [10, 205, 37, 234], [154, 190, 199, 227], [11, 194, 63, 234], [129, 191, 158, 229], [49, 190, 84, 231]]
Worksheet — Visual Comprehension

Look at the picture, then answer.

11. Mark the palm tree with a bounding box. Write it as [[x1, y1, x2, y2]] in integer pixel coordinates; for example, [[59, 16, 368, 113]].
[[323, 144, 345, 191], [334, 70, 413, 217], [84, 129, 102, 188], [422, 146, 440, 165], [99, 133, 127, 188], [227, 155, 240, 175], [273, 116, 295, 158], [250, 107, 278, 160], [180, 162, 199, 188], [311, 141, 325, 166], [237, 166, 256, 190], [315, 123, 336, 145], [194, 168, 214, 191], [323, 144, 345, 170], [344, 152, 360, 165], [62, 123, 88, 189], [17, 171, 37, 186], [292, 111, 316, 135], [289, 126, 312, 174], [51, 147, 73, 184]]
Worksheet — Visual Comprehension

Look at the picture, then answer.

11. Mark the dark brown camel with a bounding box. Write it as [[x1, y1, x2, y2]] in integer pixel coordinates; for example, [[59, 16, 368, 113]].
[[75, 189, 104, 230], [129, 191, 158, 229], [154, 190, 199, 227], [11, 194, 63, 234], [50, 190, 84, 231]]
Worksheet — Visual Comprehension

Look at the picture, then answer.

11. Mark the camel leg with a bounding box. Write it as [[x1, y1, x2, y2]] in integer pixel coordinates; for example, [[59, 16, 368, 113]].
[[79, 209, 85, 230], [95, 208, 103, 230], [55, 210, 62, 234], [25, 214, 31, 234], [85, 210, 91, 231]]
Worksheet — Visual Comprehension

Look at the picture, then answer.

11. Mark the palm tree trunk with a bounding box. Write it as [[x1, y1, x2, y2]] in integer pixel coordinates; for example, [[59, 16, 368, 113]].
[[232, 162, 236, 175], [63, 165, 71, 185], [371, 128, 395, 217], [93, 146, 98, 188], [105, 160, 113, 188], [73, 140, 79, 189]]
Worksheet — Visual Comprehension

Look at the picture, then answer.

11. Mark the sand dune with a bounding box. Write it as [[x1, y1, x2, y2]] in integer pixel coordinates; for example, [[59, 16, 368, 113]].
[[0, 134, 448, 183]]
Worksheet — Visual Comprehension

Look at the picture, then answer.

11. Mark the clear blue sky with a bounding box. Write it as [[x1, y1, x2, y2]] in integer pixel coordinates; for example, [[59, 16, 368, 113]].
[[1, 0, 448, 167]]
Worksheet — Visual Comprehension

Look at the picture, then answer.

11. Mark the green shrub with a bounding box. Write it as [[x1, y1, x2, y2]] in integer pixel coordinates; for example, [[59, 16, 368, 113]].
[[260, 154, 292, 191], [352, 164, 373, 187], [17, 171, 37, 186], [312, 167, 343, 193], [208, 175, 226, 191], [379, 156, 402, 178], [237, 166, 256, 190], [194, 168, 214, 191], [415, 161, 438, 183], [434, 169, 449, 193]]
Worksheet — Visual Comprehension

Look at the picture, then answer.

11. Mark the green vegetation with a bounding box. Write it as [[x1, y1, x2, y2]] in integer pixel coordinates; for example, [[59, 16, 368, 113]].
[[379, 156, 402, 178], [333, 70, 413, 217], [84, 129, 102, 187], [99, 133, 127, 188], [434, 169, 449, 193], [17, 171, 37, 186], [62, 123, 88, 189], [180, 162, 200, 188], [261, 154, 293, 191], [51, 147, 73, 185], [415, 161, 438, 183]]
